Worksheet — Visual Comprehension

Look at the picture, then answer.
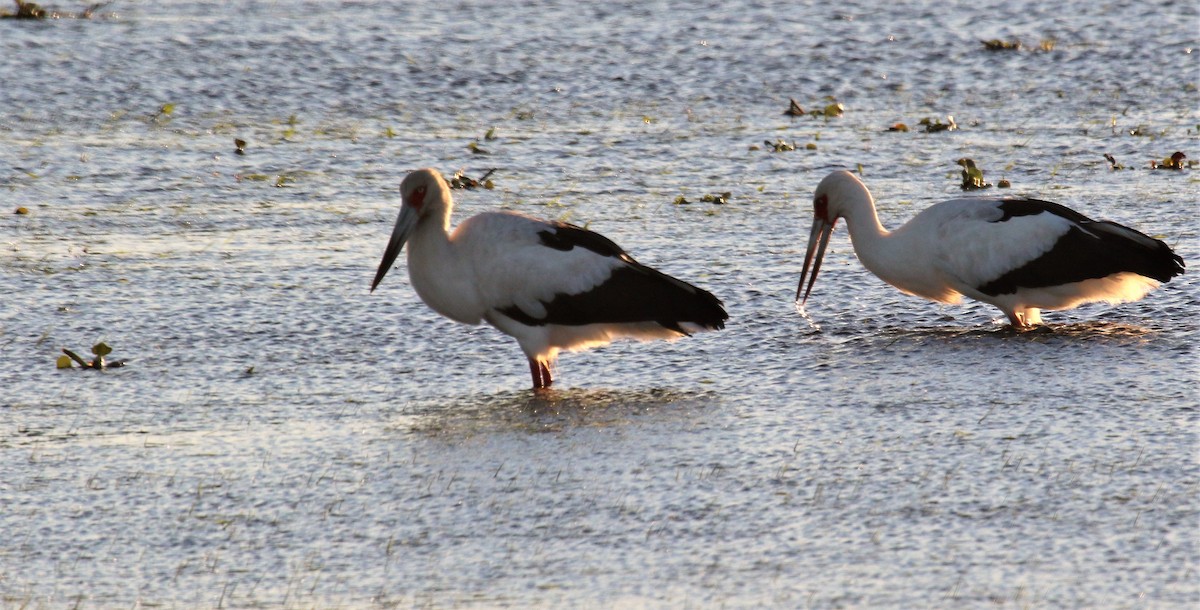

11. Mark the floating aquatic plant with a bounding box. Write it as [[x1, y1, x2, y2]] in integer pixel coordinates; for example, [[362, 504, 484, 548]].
[[700, 192, 731, 205], [150, 103, 175, 125], [783, 98, 805, 117], [57, 342, 125, 370], [956, 158, 992, 190], [234, 138, 247, 155], [982, 39, 1021, 51], [449, 168, 496, 190], [763, 139, 796, 152], [1150, 151, 1188, 170], [919, 116, 957, 133], [0, 0, 109, 18]]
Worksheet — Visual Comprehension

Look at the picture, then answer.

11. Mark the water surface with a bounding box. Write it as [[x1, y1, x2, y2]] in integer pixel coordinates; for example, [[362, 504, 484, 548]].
[[1, 0, 1197, 607]]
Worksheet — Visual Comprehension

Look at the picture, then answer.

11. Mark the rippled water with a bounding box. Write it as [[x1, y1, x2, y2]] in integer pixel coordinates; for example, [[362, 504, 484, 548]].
[[2, 0, 1197, 607]]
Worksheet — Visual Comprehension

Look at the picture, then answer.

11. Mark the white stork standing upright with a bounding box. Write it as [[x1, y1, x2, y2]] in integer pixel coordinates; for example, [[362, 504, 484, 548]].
[[797, 170, 1185, 328], [371, 168, 728, 389]]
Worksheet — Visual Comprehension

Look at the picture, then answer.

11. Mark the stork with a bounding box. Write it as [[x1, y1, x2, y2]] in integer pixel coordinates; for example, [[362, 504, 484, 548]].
[[371, 168, 728, 389], [797, 170, 1185, 328]]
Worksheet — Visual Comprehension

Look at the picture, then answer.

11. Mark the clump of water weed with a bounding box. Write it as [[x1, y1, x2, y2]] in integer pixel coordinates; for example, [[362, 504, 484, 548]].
[[981, 39, 1021, 51], [956, 158, 992, 190], [763, 139, 796, 152], [0, 0, 105, 19], [780, 96, 843, 121], [57, 342, 125, 370], [919, 116, 957, 133], [449, 168, 496, 190], [1150, 151, 1190, 170]]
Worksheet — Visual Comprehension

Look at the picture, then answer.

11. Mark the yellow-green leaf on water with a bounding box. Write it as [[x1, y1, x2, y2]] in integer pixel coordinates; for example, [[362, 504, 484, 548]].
[[160, 103, 175, 116], [805, 142, 817, 150], [14, 207, 29, 215], [56, 355, 73, 369], [484, 127, 497, 140], [92, 342, 112, 357], [822, 102, 844, 118]]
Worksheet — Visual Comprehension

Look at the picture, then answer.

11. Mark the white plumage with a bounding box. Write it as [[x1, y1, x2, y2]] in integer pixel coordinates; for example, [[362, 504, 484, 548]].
[[798, 170, 1185, 327], [372, 168, 727, 389]]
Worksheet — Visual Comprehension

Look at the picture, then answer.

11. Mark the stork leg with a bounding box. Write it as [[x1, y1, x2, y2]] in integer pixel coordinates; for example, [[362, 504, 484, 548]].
[[528, 358, 553, 389], [1022, 308, 1042, 326], [1003, 308, 1039, 331]]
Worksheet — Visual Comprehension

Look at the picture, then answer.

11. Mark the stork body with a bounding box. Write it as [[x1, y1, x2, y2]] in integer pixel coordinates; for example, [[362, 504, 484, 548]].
[[372, 169, 727, 389], [798, 171, 1185, 328]]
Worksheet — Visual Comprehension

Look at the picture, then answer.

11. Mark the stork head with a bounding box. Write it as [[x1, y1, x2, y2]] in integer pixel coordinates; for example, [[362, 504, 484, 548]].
[[371, 168, 451, 292], [796, 170, 871, 303]]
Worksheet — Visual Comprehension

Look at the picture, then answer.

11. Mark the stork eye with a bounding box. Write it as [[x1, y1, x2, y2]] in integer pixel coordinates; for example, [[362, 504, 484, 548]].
[[814, 193, 829, 219], [409, 185, 428, 209]]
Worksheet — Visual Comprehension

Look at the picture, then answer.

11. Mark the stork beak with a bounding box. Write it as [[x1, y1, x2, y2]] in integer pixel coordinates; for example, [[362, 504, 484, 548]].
[[370, 205, 419, 292], [796, 215, 834, 304]]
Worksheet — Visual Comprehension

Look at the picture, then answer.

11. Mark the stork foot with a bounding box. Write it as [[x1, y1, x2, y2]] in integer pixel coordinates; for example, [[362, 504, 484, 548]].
[[529, 358, 553, 390]]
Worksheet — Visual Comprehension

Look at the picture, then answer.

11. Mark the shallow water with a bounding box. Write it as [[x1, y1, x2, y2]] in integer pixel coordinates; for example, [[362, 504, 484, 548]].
[[1, 0, 1197, 608]]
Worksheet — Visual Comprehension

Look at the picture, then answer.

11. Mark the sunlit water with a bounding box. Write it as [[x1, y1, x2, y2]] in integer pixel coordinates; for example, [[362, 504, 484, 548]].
[[1, 0, 1197, 607]]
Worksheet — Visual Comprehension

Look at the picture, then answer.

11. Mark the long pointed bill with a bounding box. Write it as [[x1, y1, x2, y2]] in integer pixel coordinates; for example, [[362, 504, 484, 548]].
[[370, 206, 420, 292], [796, 216, 834, 304]]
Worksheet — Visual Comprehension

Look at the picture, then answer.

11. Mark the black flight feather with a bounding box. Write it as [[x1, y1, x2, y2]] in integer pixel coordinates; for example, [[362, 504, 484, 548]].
[[496, 223, 728, 331], [978, 200, 1184, 296]]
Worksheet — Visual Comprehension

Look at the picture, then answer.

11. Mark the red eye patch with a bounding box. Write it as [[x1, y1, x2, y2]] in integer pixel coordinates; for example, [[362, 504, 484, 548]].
[[814, 193, 829, 220], [409, 186, 427, 209]]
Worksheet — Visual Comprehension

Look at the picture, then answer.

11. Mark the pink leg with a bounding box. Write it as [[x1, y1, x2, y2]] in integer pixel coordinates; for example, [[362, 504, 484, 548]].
[[528, 358, 553, 389]]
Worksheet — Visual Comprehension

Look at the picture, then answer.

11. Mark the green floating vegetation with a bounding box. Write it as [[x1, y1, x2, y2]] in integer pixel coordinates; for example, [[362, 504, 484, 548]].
[[58, 342, 125, 370], [1, 0, 109, 19], [919, 116, 957, 133], [234, 138, 247, 155], [763, 139, 796, 152], [982, 39, 1021, 51], [1150, 151, 1189, 170], [700, 192, 732, 205], [449, 168, 496, 190], [150, 102, 175, 125], [956, 158, 992, 190], [779, 97, 843, 121], [981, 38, 1055, 52]]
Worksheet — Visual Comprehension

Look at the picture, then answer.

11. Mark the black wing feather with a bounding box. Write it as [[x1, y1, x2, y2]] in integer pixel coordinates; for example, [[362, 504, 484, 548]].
[[497, 223, 727, 330], [979, 201, 1184, 296]]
